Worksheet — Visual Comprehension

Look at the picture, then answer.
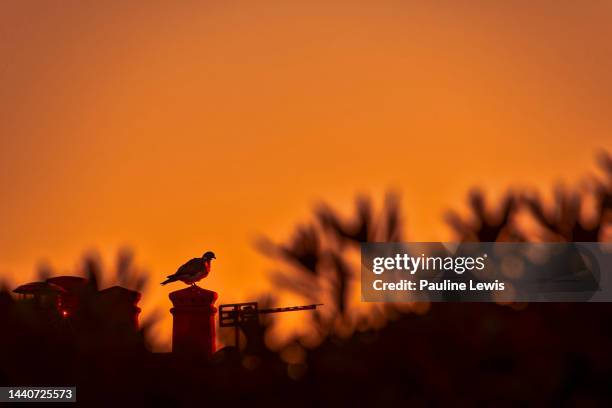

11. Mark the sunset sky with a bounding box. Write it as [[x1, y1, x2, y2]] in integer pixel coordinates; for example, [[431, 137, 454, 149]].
[[1, 1, 611, 349]]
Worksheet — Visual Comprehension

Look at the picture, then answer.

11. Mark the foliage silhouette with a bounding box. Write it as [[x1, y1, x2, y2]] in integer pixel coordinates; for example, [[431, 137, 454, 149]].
[[445, 189, 519, 242], [1, 153, 611, 405], [522, 151, 611, 242], [257, 191, 403, 338]]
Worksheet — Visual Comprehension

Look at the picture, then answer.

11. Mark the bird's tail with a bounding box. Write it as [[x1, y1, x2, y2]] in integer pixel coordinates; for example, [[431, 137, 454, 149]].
[[160, 277, 176, 286]]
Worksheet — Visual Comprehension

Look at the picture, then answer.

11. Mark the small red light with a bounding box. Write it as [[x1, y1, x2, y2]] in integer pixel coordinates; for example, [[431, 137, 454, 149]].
[[61, 310, 69, 318]]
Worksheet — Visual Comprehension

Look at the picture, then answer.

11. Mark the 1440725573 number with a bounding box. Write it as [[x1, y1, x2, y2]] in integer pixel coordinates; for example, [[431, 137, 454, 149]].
[[2, 387, 75, 402]]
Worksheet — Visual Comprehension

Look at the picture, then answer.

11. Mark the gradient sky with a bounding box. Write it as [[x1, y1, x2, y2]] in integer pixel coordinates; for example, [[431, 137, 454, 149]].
[[1, 1, 611, 349]]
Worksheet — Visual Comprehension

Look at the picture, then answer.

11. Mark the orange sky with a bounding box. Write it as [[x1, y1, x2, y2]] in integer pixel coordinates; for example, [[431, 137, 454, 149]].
[[1, 1, 611, 350]]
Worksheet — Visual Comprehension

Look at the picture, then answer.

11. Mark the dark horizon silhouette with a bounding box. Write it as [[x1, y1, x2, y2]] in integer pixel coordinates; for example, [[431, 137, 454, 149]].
[[1, 151, 610, 405]]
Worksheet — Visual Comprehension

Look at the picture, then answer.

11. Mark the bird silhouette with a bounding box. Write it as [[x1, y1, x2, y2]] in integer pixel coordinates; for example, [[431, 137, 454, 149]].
[[161, 251, 216, 286]]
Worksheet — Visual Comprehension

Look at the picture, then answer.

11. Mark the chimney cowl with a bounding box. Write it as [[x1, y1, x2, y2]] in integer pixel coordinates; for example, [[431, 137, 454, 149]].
[[169, 285, 217, 307]]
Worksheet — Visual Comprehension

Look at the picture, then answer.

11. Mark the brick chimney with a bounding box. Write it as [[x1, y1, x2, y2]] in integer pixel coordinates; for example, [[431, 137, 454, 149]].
[[97, 286, 142, 330], [169, 286, 218, 358], [46, 276, 88, 318]]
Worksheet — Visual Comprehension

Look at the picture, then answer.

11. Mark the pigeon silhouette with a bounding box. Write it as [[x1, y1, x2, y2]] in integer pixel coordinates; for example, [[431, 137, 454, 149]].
[[161, 251, 216, 286]]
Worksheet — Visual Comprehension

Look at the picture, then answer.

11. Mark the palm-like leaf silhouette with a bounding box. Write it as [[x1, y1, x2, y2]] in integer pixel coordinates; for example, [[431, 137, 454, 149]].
[[257, 192, 403, 334], [522, 186, 594, 241], [523, 151, 611, 242], [445, 189, 517, 242], [316, 195, 375, 245]]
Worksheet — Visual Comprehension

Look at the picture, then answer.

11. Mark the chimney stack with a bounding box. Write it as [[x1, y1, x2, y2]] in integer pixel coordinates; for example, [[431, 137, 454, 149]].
[[169, 286, 217, 358]]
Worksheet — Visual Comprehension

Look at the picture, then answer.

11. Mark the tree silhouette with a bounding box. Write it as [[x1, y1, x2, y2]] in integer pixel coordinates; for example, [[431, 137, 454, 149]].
[[523, 151, 611, 242], [445, 188, 519, 242], [257, 191, 403, 337]]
